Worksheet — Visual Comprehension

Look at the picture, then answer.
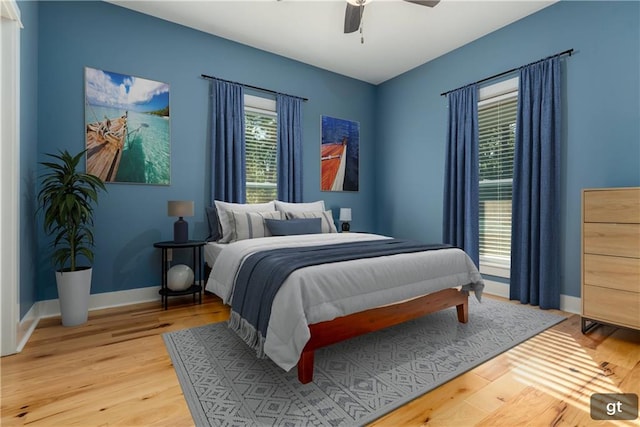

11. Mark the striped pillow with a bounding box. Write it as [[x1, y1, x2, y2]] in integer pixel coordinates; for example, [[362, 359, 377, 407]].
[[214, 200, 276, 243], [230, 211, 284, 241], [285, 210, 337, 233]]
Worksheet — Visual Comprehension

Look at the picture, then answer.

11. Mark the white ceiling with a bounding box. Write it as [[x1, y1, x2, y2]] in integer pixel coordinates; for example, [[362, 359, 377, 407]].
[[108, 0, 557, 85]]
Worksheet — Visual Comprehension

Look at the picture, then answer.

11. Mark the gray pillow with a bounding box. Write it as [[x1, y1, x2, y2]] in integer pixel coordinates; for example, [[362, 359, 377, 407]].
[[265, 218, 322, 236], [285, 210, 338, 233], [205, 206, 221, 242]]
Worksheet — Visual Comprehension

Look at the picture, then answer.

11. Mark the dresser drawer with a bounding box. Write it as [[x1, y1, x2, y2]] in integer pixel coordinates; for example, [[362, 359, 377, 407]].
[[583, 285, 640, 330], [583, 223, 640, 258], [584, 254, 640, 292], [584, 188, 640, 224]]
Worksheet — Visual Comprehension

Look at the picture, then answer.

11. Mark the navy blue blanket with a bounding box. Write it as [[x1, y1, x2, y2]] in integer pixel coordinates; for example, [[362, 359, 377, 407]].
[[229, 239, 452, 353]]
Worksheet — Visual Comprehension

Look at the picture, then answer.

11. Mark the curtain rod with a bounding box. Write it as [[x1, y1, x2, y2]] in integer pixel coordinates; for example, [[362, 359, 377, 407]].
[[201, 74, 309, 102], [440, 48, 574, 97]]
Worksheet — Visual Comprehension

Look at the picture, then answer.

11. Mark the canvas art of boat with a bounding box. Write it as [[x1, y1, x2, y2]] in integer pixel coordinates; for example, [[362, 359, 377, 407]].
[[321, 137, 347, 191]]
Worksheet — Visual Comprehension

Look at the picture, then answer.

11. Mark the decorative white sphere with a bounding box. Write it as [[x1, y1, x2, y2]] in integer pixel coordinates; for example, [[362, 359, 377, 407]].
[[167, 264, 194, 291]]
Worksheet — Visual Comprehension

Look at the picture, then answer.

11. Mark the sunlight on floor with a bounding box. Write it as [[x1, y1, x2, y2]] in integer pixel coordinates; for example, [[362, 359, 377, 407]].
[[507, 328, 638, 424]]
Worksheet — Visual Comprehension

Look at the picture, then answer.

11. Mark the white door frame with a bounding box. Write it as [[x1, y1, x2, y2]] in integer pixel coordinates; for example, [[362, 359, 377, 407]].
[[1, 0, 22, 357]]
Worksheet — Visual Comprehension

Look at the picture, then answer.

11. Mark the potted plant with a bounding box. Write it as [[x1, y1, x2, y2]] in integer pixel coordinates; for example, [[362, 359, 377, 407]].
[[38, 149, 106, 326]]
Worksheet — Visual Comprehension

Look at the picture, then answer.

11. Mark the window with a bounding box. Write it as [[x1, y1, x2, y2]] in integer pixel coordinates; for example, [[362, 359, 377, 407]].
[[478, 78, 518, 277], [244, 95, 277, 204]]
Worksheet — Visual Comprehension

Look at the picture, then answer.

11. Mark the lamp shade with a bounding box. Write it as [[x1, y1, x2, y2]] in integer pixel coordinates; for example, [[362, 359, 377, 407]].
[[339, 208, 352, 222], [168, 200, 194, 218]]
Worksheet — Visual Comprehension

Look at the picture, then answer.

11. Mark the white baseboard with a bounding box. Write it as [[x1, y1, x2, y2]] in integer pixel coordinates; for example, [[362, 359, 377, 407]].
[[16, 303, 39, 353], [482, 278, 580, 314], [36, 286, 162, 319], [482, 279, 510, 299], [559, 294, 581, 315]]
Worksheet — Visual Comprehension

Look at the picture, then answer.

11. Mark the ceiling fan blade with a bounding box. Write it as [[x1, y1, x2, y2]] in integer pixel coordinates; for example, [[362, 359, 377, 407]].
[[403, 0, 440, 7], [344, 3, 362, 34]]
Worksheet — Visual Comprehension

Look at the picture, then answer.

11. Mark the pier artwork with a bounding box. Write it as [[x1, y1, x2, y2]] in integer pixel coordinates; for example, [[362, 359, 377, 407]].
[[84, 67, 170, 185], [86, 113, 128, 182]]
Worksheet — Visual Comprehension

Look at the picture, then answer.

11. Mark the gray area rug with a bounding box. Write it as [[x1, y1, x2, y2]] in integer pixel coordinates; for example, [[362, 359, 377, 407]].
[[163, 297, 565, 426]]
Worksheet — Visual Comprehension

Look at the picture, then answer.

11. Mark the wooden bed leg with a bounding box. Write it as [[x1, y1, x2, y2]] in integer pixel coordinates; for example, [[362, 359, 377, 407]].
[[297, 289, 471, 383], [298, 350, 314, 384], [456, 301, 468, 323]]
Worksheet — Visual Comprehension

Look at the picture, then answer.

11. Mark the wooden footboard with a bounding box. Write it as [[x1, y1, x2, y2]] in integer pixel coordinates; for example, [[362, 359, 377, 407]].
[[297, 287, 469, 384]]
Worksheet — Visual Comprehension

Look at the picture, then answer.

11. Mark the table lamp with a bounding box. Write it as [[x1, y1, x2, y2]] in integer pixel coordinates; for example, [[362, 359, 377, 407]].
[[168, 200, 194, 243], [339, 208, 352, 232]]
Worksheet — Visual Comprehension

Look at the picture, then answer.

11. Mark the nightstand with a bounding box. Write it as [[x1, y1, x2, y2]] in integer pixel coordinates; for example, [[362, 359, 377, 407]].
[[153, 240, 205, 310]]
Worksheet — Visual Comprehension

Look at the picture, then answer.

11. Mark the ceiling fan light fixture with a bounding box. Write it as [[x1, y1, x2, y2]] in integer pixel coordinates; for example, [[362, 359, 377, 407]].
[[346, 0, 372, 6]]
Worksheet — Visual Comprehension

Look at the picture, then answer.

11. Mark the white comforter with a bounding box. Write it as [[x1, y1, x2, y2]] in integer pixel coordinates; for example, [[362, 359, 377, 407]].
[[206, 233, 484, 371]]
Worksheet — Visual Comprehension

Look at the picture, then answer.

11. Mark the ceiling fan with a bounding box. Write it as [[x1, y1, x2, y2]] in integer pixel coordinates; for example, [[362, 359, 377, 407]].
[[344, 0, 440, 43]]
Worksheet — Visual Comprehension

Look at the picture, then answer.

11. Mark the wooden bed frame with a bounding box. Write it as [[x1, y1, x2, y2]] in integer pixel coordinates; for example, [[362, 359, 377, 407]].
[[297, 287, 469, 383]]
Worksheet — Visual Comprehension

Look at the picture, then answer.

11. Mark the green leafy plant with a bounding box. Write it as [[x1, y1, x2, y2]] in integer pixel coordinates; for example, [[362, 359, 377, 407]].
[[38, 150, 106, 272]]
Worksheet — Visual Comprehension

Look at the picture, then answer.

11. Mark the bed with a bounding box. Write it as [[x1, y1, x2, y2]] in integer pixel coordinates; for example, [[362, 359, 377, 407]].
[[204, 231, 484, 384]]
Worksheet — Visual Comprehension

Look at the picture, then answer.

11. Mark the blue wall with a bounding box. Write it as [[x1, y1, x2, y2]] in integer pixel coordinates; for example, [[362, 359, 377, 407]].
[[35, 1, 377, 301], [24, 0, 640, 309], [19, 0, 39, 318], [375, 1, 640, 298]]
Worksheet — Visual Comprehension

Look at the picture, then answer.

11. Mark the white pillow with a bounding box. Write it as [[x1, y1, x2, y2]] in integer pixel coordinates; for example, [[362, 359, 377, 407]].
[[275, 200, 325, 213], [214, 200, 276, 243], [286, 210, 337, 234], [230, 211, 283, 241]]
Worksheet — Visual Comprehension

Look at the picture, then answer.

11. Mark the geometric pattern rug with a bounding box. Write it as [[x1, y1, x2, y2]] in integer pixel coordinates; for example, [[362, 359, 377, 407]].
[[163, 297, 565, 426]]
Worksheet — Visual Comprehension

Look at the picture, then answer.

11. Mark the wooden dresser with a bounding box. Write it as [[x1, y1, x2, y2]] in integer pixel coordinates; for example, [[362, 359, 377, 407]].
[[582, 187, 640, 333]]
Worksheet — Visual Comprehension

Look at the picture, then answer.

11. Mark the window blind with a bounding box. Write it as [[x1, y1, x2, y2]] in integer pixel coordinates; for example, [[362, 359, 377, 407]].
[[245, 108, 277, 204], [478, 95, 517, 266]]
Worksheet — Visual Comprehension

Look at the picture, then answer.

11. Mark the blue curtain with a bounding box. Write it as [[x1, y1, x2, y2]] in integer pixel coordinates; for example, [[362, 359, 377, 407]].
[[443, 85, 479, 267], [510, 57, 561, 309], [210, 80, 246, 203], [276, 94, 303, 202]]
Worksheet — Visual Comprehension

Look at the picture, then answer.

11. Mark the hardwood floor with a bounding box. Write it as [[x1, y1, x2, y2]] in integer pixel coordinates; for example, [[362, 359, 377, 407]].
[[1, 293, 638, 426]]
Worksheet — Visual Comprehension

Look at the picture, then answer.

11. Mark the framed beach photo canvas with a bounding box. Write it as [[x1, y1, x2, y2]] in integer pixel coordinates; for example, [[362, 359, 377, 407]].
[[320, 115, 359, 192], [84, 67, 170, 185]]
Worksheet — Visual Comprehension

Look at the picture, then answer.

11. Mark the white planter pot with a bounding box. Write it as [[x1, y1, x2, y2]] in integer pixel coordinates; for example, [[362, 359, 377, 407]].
[[55, 267, 92, 327]]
